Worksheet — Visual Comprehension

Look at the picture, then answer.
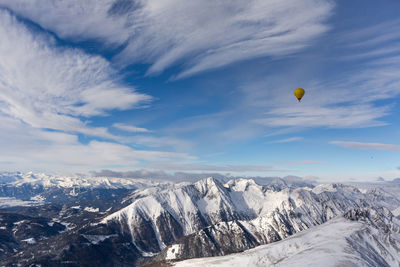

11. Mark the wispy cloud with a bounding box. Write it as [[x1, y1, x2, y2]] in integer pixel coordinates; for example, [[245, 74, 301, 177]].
[[1, 0, 334, 78], [145, 163, 288, 173], [227, 17, 399, 135], [340, 18, 400, 49], [124, 135, 193, 151], [0, 0, 130, 45], [0, 10, 150, 139], [111, 124, 193, 150], [0, 115, 194, 172], [89, 169, 321, 184], [112, 123, 151, 133], [0, 10, 198, 172], [89, 169, 229, 183], [275, 160, 323, 165], [256, 104, 390, 128], [330, 141, 400, 152], [270, 137, 304, 143]]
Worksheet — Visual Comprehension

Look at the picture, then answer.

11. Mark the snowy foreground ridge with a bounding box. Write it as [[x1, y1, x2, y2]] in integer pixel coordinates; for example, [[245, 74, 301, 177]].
[[175, 213, 400, 267]]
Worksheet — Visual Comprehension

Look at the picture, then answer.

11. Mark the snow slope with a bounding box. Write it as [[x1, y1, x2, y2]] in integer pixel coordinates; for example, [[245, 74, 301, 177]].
[[174, 211, 400, 267], [174, 217, 362, 267]]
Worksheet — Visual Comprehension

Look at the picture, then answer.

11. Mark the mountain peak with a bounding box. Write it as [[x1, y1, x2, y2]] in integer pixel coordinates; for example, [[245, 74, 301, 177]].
[[203, 176, 220, 184], [226, 178, 259, 192], [194, 177, 224, 192]]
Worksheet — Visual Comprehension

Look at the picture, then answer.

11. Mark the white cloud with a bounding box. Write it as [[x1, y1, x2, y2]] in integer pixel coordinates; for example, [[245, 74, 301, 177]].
[[270, 137, 304, 143], [256, 104, 390, 128], [119, 0, 334, 78], [340, 19, 400, 49], [0, 115, 193, 172], [145, 163, 288, 173], [112, 123, 151, 133], [110, 123, 193, 150], [275, 160, 323, 165], [0, 10, 198, 172], [310, 169, 400, 183], [89, 169, 229, 183], [1, 0, 334, 78], [128, 136, 193, 151], [0, 0, 129, 45], [330, 141, 400, 152], [0, 10, 150, 139]]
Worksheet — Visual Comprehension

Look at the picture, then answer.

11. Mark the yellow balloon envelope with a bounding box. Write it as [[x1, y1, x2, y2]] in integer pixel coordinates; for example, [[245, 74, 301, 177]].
[[294, 88, 305, 102]]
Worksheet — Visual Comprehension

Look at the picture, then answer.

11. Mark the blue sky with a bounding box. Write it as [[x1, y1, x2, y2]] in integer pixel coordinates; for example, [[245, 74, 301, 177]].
[[0, 0, 399, 181]]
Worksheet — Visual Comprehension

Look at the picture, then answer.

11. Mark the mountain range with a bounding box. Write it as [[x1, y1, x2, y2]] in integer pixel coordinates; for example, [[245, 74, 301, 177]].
[[0, 172, 399, 266]]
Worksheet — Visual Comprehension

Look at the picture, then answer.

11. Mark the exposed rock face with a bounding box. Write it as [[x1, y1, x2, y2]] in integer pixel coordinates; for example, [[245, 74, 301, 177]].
[[344, 207, 400, 267]]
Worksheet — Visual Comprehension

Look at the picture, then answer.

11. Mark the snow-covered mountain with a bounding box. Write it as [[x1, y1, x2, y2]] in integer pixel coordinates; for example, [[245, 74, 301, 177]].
[[0, 171, 175, 190], [102, 177, 400, 264], [0, 174, 399, 266], [0, 172, 177, 205]]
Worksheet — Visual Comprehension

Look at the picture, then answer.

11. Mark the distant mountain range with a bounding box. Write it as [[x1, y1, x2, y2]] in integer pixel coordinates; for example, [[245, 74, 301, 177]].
[[0, 172, 399, 266]]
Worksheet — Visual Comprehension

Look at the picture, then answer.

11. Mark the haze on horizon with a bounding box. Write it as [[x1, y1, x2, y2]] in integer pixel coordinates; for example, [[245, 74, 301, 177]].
[[0, 0, 399, 182]]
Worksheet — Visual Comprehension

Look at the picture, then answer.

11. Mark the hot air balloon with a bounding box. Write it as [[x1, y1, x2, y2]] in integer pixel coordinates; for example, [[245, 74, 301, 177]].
[[294, 88, 305, 102]]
